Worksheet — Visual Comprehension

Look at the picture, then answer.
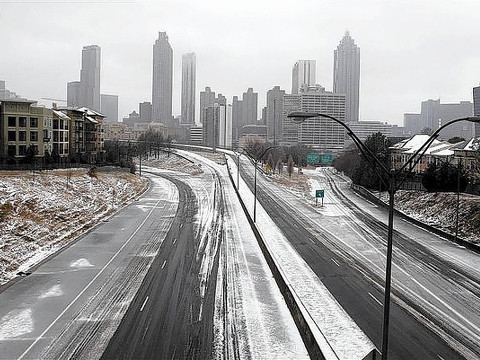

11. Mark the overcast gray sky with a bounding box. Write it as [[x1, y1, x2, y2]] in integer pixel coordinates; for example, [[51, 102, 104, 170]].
[[1, 0, 479, 125]]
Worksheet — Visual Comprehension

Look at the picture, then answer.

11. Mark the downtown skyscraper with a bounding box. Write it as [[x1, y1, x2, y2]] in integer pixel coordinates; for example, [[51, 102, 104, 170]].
[[67, 45, 101, 111], [81, 45, 101, 112], [292, 60, 316, 95], [181, 52, 196, 125], [333, 31, 360, 122], [152, 32, 173, 123]]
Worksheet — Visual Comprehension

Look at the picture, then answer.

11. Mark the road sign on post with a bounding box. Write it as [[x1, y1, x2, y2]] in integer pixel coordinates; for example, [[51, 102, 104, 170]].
[[315, 189, 325, 206]]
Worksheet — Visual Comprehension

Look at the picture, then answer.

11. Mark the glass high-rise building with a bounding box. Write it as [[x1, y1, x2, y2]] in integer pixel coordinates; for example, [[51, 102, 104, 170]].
[[200, 87, 215, 125], [100, 94, 118, 123], [80, 45, 101, 112], [333, 31, 360, 122], [152, 32, 173, 123], [181, 52, 196, 125], [292, 60, 316, 95]]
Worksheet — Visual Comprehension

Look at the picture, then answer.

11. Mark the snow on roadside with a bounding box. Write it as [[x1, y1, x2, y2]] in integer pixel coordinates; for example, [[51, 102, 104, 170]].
[[0, 168, 148, 286], [278, 167, 480, 246]]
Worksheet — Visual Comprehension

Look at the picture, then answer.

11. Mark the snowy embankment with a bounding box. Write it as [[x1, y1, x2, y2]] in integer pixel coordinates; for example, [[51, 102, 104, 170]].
[[0, 168, 148, 286], [271, 167, 480, 246]]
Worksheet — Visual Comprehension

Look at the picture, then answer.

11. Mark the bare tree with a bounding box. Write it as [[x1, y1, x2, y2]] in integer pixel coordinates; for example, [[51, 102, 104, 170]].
[[287, 155, 294, 178], [276, 159, 283, 175]]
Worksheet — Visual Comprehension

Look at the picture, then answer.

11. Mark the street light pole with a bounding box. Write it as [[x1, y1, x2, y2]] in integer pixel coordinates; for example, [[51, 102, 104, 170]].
[[288, 111, 480, 360]]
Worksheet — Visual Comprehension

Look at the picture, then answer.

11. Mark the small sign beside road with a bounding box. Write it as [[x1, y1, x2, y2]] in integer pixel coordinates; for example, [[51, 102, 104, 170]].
[[315, 189, 325, 206]]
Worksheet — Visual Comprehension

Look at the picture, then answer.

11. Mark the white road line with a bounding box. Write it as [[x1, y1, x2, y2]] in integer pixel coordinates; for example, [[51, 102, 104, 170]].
[[18, 197, 164, 360], [311, 178, 480, 339], [437, 355, 446, 360], [161, 260, 167, 269], [140, 296, 149, 312], [173, 238, 177, 245], [368, 292, 383, 307], [309, 238, 316, 244], [331, 258, 340, 267]]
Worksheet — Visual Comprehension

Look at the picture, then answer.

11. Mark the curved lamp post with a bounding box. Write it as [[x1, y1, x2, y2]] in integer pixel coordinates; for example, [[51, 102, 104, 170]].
[[288, 111, 480, 360]]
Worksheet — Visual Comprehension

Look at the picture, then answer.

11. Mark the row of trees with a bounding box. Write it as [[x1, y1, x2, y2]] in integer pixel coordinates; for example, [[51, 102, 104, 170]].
[[242, 138, 313, 178]]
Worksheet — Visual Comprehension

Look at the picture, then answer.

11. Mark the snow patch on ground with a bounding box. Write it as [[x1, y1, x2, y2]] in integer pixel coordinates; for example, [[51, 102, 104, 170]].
[[38, 284, 63, 299], [0, 308, 33, 339]]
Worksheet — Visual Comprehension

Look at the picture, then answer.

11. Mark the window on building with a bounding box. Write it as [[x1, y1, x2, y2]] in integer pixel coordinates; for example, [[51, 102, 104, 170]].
[[7, 145, 16, 157], [19, 131, 26, 141], [18, 145, 27, 156], [30, 145, 38, 155], [19, 117, 27, 127], [43, 129, 49, 140], [30, 117, 38, 128], [53, 132, 59, 142], [30, 131, 38, 141], [8, 117, 16, 127], [53, 119, 59, 129], [8, 131, 16, 141]]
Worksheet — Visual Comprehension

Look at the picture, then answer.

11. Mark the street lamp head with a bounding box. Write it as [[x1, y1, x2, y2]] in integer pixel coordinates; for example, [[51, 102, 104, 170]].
[[468, 116, 480, 123], [287, 111, 319, 123]]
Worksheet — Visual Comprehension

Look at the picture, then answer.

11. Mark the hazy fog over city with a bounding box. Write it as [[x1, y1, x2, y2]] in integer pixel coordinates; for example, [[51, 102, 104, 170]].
[[1, 0, 480, 125]]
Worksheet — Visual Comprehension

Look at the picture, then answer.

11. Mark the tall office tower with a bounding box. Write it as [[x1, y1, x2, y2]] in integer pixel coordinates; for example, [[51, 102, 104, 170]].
[[292, 60, 316, 95], [152, 32, 173, 123], [181, 52, 196, 125], [232, 95, 244, 142], [200, 87, 215, 124], [243, 88, 258, 125], [203, 104, 219, 148], [333, 31, 360, 122], [266, 86, 285, 145], [299, 86, 346, 150], [100, 94, 118, 123], [80, 45, 101, 112], [282, 94, 301, 144], [67, 81, 81, 108], [218, 103, 233, 148], [474, 86, 480, 136], [139, 101, 153, 122]]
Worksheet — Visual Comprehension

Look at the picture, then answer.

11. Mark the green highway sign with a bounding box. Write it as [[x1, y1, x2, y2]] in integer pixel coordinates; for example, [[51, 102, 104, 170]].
[[307, 153, 333, 165], [316, 189, 325, 198]]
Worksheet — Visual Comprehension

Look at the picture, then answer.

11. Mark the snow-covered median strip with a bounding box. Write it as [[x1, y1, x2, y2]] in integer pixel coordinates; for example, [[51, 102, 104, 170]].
[[227, 155, 378, 360]]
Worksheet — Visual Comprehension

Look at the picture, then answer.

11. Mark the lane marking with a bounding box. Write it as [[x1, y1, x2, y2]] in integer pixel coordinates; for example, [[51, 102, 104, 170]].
[[369, 292, 383, 307], [331, 258, 340, 267], [18, 197, 165, 360], [173, 238, 177, 245], [309, 238, 315, 244], [437, 355, 446, 360], [140, 296, 149, 312], [161, 260, 167, 269]]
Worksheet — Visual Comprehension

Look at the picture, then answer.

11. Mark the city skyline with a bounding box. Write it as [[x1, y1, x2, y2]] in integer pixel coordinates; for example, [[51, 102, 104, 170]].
[[1, 1, 480, 126]]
